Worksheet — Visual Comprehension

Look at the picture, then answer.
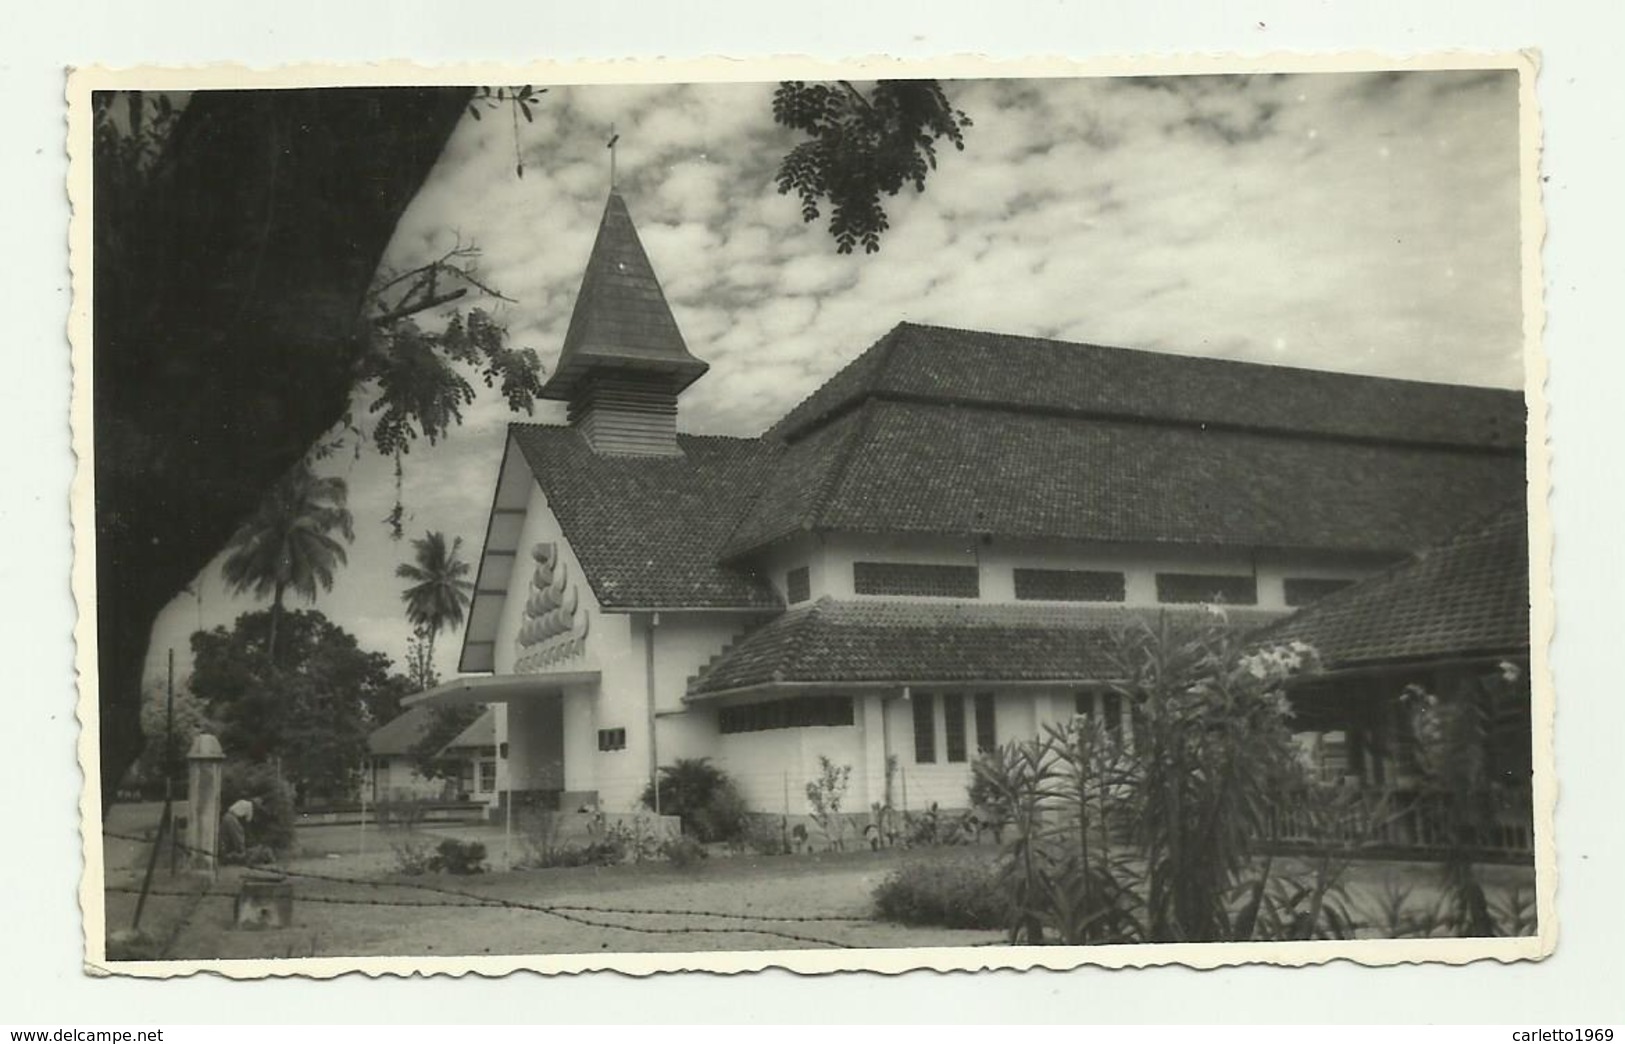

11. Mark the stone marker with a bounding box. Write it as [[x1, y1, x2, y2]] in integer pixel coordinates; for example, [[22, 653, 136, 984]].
[[185, 733, 226, 876], [234, 875, 294, 930]]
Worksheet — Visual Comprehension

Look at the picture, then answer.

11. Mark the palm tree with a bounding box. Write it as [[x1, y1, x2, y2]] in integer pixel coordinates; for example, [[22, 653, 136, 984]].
[[396, 530, 474, 683], [220, 464, 356, 663]]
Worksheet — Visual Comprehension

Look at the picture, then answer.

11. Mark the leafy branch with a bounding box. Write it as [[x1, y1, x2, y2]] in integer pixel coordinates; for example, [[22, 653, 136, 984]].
[[773, 79, 971, 254]]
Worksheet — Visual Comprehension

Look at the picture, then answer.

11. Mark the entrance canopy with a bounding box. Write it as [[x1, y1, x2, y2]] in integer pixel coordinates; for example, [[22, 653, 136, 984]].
[[404, 669, 601, 710]]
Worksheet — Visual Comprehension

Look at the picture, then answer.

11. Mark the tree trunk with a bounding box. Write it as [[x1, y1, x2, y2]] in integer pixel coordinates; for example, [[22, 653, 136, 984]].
[[268, 583, 284, 667], [95, 87, 472, 807]]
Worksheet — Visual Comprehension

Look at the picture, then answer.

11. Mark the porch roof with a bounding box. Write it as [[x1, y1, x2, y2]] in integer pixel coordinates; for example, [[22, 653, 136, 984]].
[[405, 669, 601, 710], [367, 704, 433, 757], [686, 598, 1288, 699], [1259, 507, 1530, 671], [438, 708, 496, 754]]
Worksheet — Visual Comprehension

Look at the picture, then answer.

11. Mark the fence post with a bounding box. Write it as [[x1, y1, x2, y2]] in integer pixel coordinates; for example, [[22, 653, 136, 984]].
[[185, 734, 226, 877]]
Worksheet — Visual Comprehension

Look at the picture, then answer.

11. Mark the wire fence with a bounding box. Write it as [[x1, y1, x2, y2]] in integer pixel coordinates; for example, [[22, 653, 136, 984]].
[[100, 828, 961, 957]]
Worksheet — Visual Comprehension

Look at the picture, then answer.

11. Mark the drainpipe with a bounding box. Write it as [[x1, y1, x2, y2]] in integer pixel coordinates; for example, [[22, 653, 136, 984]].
[[646, 612, 660, 816]]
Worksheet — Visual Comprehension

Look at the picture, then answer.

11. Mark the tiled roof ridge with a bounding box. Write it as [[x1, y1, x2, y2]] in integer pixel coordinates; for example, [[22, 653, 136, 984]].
[[807, 400, 882, 534], [893, 320, 1515, 393], [768, 324, 908, 443], [862, 389, 1521, 458], [776, 596, 834, 680], [770, 321, 1522, 453]]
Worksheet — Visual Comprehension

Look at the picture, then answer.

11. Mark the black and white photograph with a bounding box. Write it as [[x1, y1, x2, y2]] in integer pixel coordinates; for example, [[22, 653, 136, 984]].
[[74, 56, 1550, 975]]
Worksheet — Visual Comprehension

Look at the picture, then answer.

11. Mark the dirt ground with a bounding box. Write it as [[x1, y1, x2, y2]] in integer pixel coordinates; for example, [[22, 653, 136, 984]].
[[104, 834, 1006, 959], [99, 808, 1538, 963]]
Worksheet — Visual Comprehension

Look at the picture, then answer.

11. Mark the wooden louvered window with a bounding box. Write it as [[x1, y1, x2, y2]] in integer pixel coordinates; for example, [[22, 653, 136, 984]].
[[974, 693, 997, 753], [597, 728, 626, 752], [717, 696, 854, 734], [1283, 577, 1356, 607], [944, 695, 968, 763], [1075, 690, 1126, 746], [854, 561, 980, 598], [1014, 568, 1126, 602], [1155, 572, 1258, 605], [912, 692, 937, 763], [785, 566, 811, 604]]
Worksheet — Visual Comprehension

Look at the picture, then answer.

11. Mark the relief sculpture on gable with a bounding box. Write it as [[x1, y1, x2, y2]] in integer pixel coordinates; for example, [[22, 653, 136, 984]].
[[514, 541, 591, 673]]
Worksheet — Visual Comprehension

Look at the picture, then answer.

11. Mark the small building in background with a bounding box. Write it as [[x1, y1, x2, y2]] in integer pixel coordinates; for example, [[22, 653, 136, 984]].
[[437, 708, 499, 806], [364, 705, 451, 804]]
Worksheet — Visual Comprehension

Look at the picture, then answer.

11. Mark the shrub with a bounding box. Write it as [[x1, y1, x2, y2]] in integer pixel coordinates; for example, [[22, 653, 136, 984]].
[[873, 858, 1009, 930], [900, 803, 975, 848], [641, 758, 747, 843], [431, 838, 487, 875], [221, 760, 297, 854], [392, 837, 488, 875], [660, 835, 708, 868], [391, 836, 438, 876], [374, 798, 428, 830], [740, 815, 790, 856], [972, 615, 1343, 945], [515, 841, 622, 870], [805, 756, 852, 850]]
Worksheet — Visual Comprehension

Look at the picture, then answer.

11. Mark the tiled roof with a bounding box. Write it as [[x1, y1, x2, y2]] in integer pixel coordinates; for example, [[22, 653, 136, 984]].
[[687, 599, 1290, 697], [439, 708, 495, 753], [1260, 508, 1530, 669], [511, 424, 784, 610], [770, 322, 1525, 451], [724, 398, 1526, 558], [368, 704, 432, 757], [539, 192, 708, 401]]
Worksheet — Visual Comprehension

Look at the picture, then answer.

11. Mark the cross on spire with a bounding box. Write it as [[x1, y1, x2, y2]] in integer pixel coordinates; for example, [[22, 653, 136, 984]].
[[607, 123, 621, 191]]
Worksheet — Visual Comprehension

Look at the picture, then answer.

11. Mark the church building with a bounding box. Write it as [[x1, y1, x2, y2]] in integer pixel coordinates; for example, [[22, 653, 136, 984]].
[[408, 191, 1528, 823]]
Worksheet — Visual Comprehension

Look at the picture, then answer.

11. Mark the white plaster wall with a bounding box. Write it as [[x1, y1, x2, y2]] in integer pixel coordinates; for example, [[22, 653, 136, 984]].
[[649, 612, 763, 763], [506, 695, 565, 790], [751, 535, 824, 607], [715, 722, 867, 817], [788, 532, 1394, 611], [560, 686, 598, 796], [491, 481, 609, 675], [370, 757, 444, 803], [487, 478, 628, 804], [876, 686, 1082, 810], [584, 608, 644, 812]]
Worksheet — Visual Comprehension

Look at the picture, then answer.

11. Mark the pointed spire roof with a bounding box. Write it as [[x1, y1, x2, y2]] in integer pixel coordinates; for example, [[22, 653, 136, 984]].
[[539, 192, 709, 401]]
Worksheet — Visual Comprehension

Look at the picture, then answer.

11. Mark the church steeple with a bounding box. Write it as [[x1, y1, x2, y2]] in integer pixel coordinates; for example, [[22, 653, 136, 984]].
[[540, 192, 708, 456]]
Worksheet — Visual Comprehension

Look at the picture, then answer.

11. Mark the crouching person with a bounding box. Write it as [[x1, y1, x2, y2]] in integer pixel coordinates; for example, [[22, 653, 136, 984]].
[[219, 798, 274, 866]]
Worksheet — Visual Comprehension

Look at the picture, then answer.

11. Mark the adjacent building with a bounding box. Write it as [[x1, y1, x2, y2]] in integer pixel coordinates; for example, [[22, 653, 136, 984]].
[[1263, 507, 1534, 857]]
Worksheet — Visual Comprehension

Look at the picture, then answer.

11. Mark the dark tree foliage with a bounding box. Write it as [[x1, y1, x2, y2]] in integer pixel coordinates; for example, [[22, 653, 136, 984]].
[[408, 704, 486, 782], [220, 464, 355, 664], [396, 530, 475, 661], [93, 88, 473, 803], [640, 757, 748, 843], [774, 80, 971, 253], [190, 609, 410, 803]]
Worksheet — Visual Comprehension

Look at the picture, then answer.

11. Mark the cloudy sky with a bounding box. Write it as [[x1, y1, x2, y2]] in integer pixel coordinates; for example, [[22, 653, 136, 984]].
[[145, 69, 1526, 694]]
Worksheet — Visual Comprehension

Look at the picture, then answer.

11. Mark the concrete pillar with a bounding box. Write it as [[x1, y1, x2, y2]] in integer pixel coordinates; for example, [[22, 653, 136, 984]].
[[186, 733, 226, 876], [859, 694, 888, 811]]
